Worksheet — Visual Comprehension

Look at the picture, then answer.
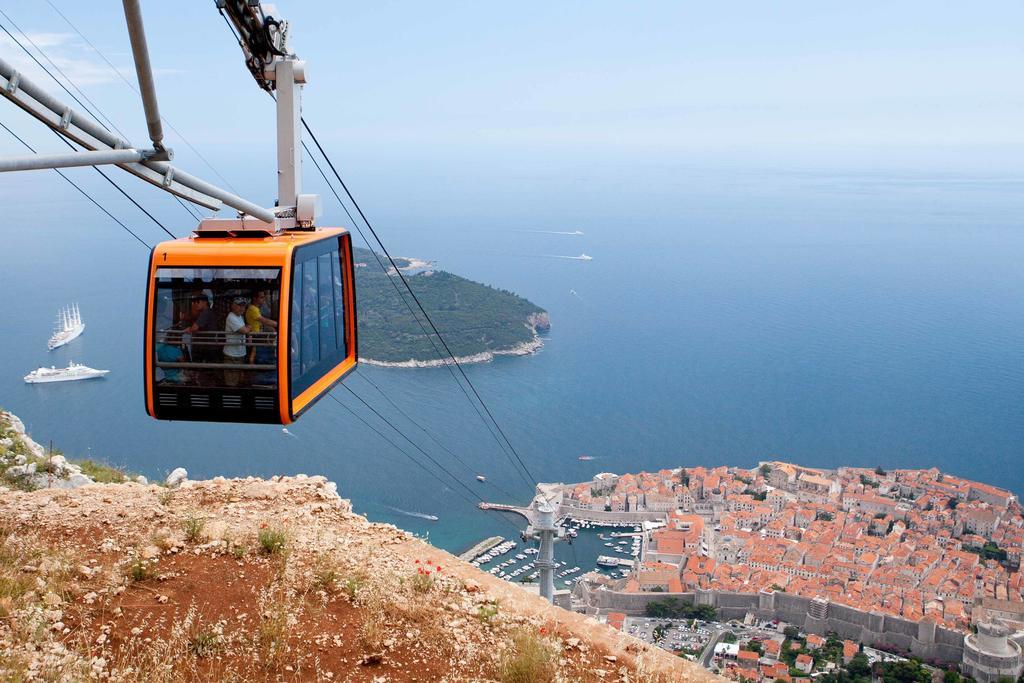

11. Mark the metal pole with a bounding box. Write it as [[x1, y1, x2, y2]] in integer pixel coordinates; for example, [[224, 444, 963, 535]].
[[524, 497, 563, 604], [537, 502, 556, 601], [0, 55, 127, 151], [121, 0, 165, 152], [0, 54, 274, 222], [0, 148, 152, 172], [274, 58, 304, 210], [147, 162, 275, 223]]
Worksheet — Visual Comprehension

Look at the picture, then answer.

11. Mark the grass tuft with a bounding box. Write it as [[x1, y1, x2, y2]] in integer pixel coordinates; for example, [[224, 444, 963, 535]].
[[187, 629, 222, 658], [257, 526, 287, 555], [75, 459, 128, 483], [340, 573, 367, 599], [127, 556, 154, 582], [477, 602, 500, 624], [312, 565, 338, 593], [180, 514, 206, 543], [497, 628, 559, 683]]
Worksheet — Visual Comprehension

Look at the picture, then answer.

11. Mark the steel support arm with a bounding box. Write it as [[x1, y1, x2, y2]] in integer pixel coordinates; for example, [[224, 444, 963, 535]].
[[0, 148, 153, 172], [0, 54, 275, 222], [121, 0, 165, 152]]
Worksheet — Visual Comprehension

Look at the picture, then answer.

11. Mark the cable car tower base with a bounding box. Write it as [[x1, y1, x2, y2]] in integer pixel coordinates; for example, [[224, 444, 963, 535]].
[[523, 497, 565, 604]]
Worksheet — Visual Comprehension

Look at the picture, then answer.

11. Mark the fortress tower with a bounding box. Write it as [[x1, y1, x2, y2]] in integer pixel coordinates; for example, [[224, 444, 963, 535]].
[[961, 621, 1024, 682]]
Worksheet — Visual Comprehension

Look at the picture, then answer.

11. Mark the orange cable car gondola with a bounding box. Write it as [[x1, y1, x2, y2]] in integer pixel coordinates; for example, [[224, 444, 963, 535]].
[[145, 220, 357, 424]]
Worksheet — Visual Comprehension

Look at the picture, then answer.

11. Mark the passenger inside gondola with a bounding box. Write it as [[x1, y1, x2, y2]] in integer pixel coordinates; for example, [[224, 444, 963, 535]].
[[153, 268, 280, 389]]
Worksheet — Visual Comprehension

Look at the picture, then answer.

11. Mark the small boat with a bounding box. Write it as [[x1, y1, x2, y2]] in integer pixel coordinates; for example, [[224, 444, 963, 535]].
[[578, 455, 594, 461], [476, 475, 486, 482], [596, 555, 619, 568], [24, 362, 109, 384]]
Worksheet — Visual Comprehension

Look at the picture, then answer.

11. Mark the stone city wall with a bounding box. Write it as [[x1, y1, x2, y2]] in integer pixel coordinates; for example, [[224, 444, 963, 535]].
[[557, 507, 666, 524], [580, 585, 966, 665]]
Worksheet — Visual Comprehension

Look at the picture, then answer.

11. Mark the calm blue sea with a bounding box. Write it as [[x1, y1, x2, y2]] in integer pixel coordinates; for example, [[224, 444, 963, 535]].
[[1, 159, 1022, 563]]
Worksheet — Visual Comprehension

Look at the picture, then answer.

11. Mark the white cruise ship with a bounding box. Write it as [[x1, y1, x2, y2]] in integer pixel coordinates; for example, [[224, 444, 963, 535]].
[[47, 304, 85, 350], [24, 362, 109, 384]]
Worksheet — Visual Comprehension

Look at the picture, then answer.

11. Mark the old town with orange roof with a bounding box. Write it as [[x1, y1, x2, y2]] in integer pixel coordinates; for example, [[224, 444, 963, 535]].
[[560, 462, 1023, 633]]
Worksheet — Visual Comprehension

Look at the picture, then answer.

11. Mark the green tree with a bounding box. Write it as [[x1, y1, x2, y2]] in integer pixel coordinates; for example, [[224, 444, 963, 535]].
[[760, 463, 772, 477], [875, 466, 887, 476], [879, 658, 930, 683], [643, 598, 716, 621], [846, 653, 871, 678], [784, 626, 801, 639]]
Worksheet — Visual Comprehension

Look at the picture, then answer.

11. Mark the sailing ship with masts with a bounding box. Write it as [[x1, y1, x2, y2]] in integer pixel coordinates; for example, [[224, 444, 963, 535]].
[[47, 304, 85, 350]]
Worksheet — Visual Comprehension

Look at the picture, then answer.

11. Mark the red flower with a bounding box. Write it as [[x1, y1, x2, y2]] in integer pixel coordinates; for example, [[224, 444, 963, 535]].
[[415, 559, 420, 564], [436, 565, 442, 572], [539, 627, 547, 635]]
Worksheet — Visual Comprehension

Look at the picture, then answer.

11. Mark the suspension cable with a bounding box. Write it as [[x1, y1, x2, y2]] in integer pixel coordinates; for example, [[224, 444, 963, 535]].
[[42, 0, 242, 196], [300, 136, 529, 489], [0, 8, 127, 139], [0, 15, 109, 134], [300, 116, 538, 486], [1, 120, 151, 249], [0, 17, 181, 237], [340, 384, 494, 505], [46, 132, 177, 239], [354, 368, 520, 502], [327, 391, 524, 536]]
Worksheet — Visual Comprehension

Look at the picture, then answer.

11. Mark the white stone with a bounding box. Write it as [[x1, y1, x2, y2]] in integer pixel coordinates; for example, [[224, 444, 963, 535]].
[[70, 473, 94, 486], [165, 468, 188, 487], [135, 475, 148, 485]]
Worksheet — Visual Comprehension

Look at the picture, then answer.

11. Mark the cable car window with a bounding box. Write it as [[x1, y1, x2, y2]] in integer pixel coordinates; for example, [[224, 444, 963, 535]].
[[300, 259, 319, 374], [331, 249, 345, 345], [290, 271, 301, 381], [317, 252, 337, 356], [153, 267, 280, 390], [289, 239, 349, 399]]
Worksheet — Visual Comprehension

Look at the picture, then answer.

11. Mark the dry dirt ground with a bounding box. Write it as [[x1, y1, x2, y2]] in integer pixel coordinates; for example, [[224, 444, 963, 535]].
[[0, 476, 719, 682]]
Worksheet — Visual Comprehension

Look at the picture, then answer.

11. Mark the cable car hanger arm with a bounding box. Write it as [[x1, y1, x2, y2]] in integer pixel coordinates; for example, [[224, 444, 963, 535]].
[[0, 54, 276, 221]]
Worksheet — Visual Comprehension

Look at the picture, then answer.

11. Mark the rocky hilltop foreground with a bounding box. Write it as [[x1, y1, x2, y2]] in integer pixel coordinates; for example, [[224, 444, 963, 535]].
[[0, 416, 713, 682]]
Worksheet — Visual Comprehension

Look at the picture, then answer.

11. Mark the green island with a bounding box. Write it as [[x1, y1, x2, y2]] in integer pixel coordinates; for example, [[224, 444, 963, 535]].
[[353, 247, 550, 366]]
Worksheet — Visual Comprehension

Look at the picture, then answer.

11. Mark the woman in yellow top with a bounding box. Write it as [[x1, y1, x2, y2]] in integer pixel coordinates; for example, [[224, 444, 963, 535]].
[[246, 290, 278, 370]]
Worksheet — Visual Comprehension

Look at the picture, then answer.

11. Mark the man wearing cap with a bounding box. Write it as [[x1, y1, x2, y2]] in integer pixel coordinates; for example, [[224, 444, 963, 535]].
[[224, 297, 253, 387]]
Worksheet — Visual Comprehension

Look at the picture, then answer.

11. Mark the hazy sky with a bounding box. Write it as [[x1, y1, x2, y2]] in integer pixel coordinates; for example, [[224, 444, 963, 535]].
[[1, 1, 1022, 191]]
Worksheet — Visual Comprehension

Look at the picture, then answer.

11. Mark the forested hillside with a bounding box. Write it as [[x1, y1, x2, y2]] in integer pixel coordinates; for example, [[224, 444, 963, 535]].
[[354, 248, 549, 364]]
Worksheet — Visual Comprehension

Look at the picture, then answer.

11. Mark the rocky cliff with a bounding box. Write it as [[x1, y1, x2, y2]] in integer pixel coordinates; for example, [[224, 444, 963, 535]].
[[0, 413, 718, 682]]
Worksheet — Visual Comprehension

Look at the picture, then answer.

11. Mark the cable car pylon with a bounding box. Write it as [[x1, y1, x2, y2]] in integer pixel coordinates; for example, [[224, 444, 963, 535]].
[[523, 495, 566, 603]]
